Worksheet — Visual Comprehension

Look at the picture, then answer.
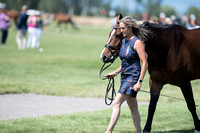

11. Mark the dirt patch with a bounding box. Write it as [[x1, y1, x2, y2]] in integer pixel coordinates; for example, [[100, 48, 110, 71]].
[[0, 93, 148, 121], [72, 16, 112, 26]]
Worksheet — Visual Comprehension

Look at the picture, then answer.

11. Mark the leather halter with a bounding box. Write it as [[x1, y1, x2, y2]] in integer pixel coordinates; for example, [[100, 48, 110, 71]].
[[104, 41, 122, 62], [104, 26, 123, 59], [99, 28, 123, 105]]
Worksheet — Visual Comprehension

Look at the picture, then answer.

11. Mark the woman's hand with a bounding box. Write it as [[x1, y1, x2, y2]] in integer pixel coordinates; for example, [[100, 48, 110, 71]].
[[105, 71, 117, 79], [133, 82, 141, 92]]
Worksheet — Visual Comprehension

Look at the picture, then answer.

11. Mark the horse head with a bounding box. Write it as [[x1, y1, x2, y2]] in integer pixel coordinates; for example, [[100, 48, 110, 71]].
[[100, 13, 123, 63]]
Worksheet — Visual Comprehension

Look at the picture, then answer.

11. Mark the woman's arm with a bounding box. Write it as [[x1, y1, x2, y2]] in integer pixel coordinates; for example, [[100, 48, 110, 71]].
[[105, 66, 121, 79], [133, 39, 148, 91]]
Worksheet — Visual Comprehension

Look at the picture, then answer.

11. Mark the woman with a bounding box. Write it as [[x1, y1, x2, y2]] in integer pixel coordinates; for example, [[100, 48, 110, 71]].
[[26, 11, 37, 48], [0, 3, 10, 45], [35, 12, 43, 48], [16, 5, 28, 50], [105, 16, 151, 133]]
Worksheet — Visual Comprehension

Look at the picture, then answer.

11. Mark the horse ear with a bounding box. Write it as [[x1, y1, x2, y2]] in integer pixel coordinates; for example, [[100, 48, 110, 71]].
[[116, 13, 123, 24], [119, 13, 123, 20]]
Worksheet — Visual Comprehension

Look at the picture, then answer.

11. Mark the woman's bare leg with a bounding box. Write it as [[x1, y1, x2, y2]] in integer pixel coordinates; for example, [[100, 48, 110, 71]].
[[106, 93, 128, 133], [126, 97, 141, 133]]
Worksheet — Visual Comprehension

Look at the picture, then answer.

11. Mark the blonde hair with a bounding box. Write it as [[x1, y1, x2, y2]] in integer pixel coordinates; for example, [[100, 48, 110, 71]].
[[119, 16, 153, 41]]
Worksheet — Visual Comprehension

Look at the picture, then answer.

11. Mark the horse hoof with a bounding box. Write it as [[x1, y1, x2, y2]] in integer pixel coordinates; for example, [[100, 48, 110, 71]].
[[194, 130, 200, 133]]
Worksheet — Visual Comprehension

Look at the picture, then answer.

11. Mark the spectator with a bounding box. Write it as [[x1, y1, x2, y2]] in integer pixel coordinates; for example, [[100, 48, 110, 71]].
[[26, 10, 37, 48], [44, 12, 50, 31], [0, 3, 10, 46], [187, 14, 200, 29], [142, 12, 148, 21], [158, 12, 166, 25], [149, 15, 158, 24], [165, 17, 172, 24], [35, 11, 43, 48], [16, 5, 28, 50], [181, 14, 190, 28]]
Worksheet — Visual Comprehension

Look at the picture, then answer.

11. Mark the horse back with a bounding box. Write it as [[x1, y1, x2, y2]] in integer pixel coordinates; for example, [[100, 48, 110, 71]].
[[6, 10, 19, 18], [145, 23, 200, 85]]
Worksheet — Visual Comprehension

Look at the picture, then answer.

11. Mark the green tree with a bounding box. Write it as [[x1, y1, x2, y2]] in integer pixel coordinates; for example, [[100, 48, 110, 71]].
[[133, 0, 162, 17], [146, 0, 162, 16], [1, 0, 40, 11], [186, 6, 200, 20], [160, 5, 177, 17], [38, 0, 68, 13]]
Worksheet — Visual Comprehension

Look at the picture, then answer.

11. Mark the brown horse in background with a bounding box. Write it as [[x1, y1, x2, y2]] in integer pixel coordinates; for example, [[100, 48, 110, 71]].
[[100, 14, 200, 132], [0, 9, 19, 26], [54, 12, 77, 31], [7, 10, 19, 26]]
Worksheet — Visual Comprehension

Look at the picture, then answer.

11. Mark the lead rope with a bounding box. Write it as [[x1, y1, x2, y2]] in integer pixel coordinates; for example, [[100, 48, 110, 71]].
[[99, 63, 112, 80], [99, 63, 116, 105], [100, 63, 198, 107], [105, 78, 116, 105], [139, 89, 199, 107]]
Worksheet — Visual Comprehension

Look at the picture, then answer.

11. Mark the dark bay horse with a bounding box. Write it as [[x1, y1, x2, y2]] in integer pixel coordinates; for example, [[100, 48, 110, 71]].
[[100, 14, 200, 132]]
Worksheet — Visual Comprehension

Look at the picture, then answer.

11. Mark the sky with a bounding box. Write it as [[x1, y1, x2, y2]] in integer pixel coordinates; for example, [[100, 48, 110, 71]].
[[110, 0, 200, 16]]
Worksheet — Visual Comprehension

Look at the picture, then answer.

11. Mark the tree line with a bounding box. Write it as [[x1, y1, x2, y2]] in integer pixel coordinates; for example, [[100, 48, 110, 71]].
[[1, 0, 200, 20], [1, 0, 104, 16]]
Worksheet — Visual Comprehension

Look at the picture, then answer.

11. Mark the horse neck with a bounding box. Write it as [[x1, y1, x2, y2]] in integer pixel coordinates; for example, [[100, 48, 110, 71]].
[[144, 28, 172, 65]]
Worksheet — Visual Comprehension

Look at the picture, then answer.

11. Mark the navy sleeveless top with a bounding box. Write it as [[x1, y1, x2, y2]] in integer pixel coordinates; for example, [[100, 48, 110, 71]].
[[118, 37, 141, 97]]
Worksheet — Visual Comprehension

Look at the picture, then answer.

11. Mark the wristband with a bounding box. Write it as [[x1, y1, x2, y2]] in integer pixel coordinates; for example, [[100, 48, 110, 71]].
[[114, 71, 118, 76]]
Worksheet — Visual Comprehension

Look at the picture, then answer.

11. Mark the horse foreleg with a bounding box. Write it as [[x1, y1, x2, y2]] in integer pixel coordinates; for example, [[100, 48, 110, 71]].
[[143, 79, 163, 132], [180, 81, 200, 132], [69, 19, 77, 30]]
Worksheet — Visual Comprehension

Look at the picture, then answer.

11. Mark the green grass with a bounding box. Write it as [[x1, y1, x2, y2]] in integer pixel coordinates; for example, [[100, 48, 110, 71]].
[[0, 102, 199, 133], [1, 23, 200, 102], [0, 24, 115, 97], [0, 22, 200, 132]]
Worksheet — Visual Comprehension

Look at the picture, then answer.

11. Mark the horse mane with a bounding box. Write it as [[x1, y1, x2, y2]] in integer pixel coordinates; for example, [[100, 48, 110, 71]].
[[141, 21, 177, 29], [139, 21, 187, 40]]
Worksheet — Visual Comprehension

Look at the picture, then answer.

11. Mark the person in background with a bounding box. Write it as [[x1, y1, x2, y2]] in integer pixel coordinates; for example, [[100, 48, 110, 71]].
[[35, 11, 43, 48], [142, 12, 148, 21], [26, 10, 37, 48], [149, 15, 158, 24], [0, 3, 10, 46], [158, 12, 166, 25], [187, 14, 200, 29], [44, 12, 50, 31], [16, 5, 28, 50], [182, 14, 190, 28]]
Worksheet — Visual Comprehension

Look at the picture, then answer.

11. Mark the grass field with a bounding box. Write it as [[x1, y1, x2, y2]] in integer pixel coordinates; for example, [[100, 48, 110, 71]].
[[0, 102, 199, 133], [0, 21, 200, 132], [0, 23, 114, 97]]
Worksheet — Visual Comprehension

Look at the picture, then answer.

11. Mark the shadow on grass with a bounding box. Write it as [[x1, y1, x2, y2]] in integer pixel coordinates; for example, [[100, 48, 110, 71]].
[[120, 129, 194, 133], [147, 129, 194, 133]]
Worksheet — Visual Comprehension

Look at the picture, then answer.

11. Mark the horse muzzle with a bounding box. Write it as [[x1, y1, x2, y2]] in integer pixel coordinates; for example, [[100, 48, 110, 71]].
[[101, 54, 118, 63]]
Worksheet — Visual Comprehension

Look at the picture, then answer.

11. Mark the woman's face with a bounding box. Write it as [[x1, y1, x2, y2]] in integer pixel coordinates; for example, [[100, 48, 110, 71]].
[[119, 22, 132, 38]]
